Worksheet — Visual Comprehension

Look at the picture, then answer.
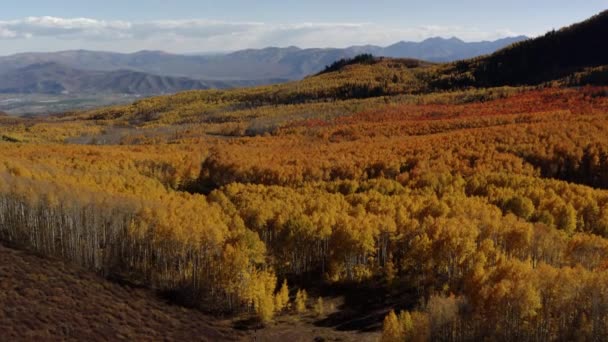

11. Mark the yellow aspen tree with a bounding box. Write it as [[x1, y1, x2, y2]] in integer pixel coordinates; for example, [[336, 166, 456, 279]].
[[301, 290, 308, 308], [249, 270, 277, 323], [295, 289, 308, 313], [275, 279, 290, 312], [398, 311, 413, 340], [257, 294, 275, 323], [381, 310, 404, 342], [314, 297, 324, 316], [410, 311, 431, 342]]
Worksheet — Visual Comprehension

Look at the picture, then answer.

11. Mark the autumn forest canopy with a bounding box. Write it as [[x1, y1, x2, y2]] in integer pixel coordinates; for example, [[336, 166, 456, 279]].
[[2, 9, 608, 342]]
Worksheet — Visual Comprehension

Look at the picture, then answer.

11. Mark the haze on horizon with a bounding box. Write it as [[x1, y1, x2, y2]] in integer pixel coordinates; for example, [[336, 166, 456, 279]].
[[0, 0, 605, 55]]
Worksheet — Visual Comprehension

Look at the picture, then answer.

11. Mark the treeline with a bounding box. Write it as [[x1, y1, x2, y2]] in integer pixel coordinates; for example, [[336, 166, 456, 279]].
[[382, 262, 608, 341], [317, 54, 377, 75], [566, 66, 608, 87]]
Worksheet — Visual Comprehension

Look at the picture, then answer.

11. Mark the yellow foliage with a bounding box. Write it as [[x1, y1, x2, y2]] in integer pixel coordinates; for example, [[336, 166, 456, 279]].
[[314, 297, 324, 317], [274, 279, 290, 312], [381, 310, 403, 342], [295, 289, 308, 313]]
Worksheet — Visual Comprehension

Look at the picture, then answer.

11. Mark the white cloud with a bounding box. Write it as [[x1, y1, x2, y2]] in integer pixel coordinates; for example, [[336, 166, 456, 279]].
[[0, 16, 523, 53], [0, 27, 18, 38]]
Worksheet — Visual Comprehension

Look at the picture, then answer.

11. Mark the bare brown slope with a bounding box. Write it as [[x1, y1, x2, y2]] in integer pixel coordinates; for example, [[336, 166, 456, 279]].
[[0, 244, 236, 341]]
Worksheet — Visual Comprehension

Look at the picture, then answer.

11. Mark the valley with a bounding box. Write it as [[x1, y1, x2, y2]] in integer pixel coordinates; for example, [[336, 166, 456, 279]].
[[0, 93, 140, 116]]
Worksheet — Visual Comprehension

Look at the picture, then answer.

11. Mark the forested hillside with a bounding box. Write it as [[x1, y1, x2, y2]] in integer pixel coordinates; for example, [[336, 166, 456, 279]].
[[436, 10, 608, 88], [3, 85, 608, 340], [1, 10, 608, 342]]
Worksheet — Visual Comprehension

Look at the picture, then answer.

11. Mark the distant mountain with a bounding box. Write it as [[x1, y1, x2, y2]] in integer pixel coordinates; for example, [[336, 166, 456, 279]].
[[0, 36, 528, 82], [0, 62, 280, 95], [382, 36, 528, 62]]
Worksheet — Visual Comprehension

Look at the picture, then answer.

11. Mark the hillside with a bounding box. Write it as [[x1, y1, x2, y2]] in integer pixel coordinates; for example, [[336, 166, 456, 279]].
[[3, 84, 608, 340], [436, 10, 608, 87], [0, 243, 380, 342], [74, 57, 435, 126], [0, 243, 233, 341]]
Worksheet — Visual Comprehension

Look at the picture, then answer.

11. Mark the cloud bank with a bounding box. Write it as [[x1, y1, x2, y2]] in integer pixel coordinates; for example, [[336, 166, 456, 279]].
[[0, 16, 522, 54]]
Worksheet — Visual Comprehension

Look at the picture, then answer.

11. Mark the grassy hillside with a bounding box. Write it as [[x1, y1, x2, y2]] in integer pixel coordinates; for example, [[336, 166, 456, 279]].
[[0, 244, 232, 341]]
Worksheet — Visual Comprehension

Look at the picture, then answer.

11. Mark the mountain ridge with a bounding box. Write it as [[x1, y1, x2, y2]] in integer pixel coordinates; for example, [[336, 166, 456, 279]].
[[0, 36, 528, 81], [0, 62, 285, 95]]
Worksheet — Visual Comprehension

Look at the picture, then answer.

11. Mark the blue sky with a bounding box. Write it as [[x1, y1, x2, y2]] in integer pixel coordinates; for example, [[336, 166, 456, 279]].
[[0, 0, 606, 54]]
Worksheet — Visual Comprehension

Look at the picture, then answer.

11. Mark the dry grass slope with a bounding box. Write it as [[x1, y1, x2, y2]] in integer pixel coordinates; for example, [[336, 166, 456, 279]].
[[0, 244, 235, 341]]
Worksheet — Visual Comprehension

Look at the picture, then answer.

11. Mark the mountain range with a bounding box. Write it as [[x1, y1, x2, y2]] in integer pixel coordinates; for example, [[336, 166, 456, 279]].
[[0, 62, 283, 95], [0, 36, 527, 95], [0, 36, 529, 114]]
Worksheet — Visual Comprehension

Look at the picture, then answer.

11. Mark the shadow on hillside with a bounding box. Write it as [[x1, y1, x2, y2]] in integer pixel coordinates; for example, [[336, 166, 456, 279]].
[[313, 281, 418, 332], [232, 317, 264, 331]]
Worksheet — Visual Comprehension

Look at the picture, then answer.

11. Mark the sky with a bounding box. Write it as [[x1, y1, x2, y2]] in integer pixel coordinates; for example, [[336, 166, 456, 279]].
[[0, 0, 606, 55]]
